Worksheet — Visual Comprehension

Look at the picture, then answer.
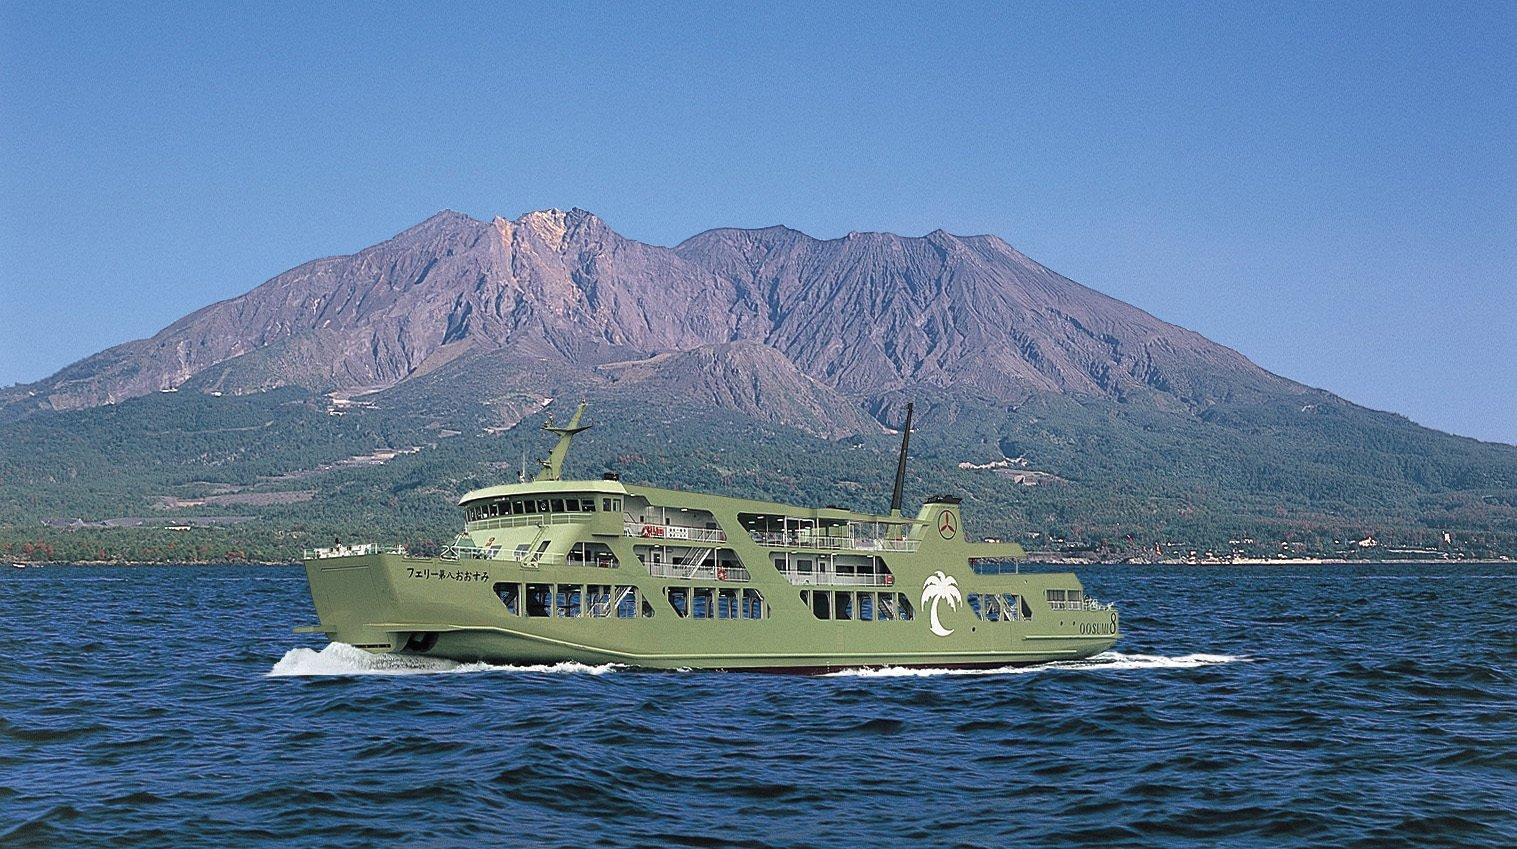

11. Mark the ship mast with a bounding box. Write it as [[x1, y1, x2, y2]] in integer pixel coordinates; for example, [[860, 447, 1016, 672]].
[[534, 401, 590, 482], [889, 402, 914, 517]]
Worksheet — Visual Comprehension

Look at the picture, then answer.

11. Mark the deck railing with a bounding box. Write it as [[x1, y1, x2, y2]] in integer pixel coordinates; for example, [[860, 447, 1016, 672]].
[[623, 522, 729, 543], [645, 561, 753, 582], [467, 513, 589, 532], [748, 531, 920, 553], [776, 569, 897, 587], [439, 543, 567, 567], [304, 543, 407, 559]]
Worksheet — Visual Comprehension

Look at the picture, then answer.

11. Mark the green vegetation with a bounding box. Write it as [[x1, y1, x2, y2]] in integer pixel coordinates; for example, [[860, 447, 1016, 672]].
[[2, 386, 1515, 563]]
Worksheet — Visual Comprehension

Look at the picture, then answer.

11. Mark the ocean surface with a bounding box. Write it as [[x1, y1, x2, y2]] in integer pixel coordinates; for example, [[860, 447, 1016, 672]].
[[2, 563, 1513, 848]]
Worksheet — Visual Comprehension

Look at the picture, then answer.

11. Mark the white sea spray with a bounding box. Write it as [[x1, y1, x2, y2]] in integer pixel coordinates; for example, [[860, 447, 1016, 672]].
[[267, 642, 618, 677]]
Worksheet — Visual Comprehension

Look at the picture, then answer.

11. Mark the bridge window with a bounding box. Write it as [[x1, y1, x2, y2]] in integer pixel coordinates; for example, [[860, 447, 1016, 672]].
[[493, 582, 521, 615]]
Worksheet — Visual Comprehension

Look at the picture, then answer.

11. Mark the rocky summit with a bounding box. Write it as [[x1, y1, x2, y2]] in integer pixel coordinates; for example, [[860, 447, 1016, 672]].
[[6, 208, 1305, 427]]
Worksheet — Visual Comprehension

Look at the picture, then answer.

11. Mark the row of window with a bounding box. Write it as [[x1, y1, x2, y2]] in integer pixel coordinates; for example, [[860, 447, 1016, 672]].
[[493, 582, 771, 620], [775, 554, 894, 584], [1046, 588, 1085, 610], [466, 496, 624, 522], [666, 587, 769, 620], [801, 590, 916, 621], [967, 593, 1029, 622], [495, 582, 653, 618]]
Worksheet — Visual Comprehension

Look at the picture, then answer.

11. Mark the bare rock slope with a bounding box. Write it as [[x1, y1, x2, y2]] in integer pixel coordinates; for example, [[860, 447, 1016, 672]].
[[6, 208, 1317, 432]]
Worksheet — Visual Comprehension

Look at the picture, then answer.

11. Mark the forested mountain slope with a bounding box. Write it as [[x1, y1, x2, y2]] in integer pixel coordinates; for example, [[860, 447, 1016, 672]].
[[3, 209, 1514, 562]]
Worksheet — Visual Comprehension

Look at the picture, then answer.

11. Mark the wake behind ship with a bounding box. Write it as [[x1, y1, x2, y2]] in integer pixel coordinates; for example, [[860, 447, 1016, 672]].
[[297, 403, 1119, 671]]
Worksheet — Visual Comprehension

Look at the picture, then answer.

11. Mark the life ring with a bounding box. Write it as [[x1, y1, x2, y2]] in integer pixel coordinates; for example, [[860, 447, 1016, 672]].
[[883, 574, 894, 586], [717, 567, 729, 581]]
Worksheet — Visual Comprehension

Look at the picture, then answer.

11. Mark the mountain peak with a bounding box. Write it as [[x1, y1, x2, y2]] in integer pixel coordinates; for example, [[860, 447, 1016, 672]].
[[389, 208, 482, 239], [7, 206, 1299, 418]]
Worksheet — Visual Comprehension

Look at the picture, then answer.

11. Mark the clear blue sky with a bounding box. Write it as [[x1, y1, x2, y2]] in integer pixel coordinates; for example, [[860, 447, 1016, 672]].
[[2, 2, 1513, 442]]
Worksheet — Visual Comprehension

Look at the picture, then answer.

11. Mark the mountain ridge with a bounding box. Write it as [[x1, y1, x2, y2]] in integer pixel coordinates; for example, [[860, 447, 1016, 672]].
[[4, 207, 1317, 434]]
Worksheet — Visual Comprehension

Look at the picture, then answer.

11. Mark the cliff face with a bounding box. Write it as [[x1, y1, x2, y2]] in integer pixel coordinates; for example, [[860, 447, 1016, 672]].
[[6, 208, 1309, 429]]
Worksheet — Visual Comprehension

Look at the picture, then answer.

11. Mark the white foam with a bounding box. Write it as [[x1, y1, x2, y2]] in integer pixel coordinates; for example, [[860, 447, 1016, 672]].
[[267, 642, 618, 677], [825, 651, 1250, 678]]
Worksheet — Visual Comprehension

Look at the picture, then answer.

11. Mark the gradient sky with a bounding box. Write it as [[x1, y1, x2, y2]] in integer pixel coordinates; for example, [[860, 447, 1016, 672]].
[[2, 2, 1513, 442]]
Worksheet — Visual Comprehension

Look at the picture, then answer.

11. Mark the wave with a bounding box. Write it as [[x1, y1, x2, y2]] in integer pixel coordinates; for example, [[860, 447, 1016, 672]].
[[825, 651, 1250, 678], [267, 642, 619, 677]]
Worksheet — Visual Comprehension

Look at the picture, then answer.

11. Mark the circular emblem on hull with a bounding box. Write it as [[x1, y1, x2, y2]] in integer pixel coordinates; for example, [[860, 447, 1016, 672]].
[[937, 509, 957, 540]]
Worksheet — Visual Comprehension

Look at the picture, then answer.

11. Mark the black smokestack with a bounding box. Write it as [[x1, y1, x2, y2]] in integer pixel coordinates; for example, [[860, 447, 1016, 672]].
[[890, 402, 914, 515]]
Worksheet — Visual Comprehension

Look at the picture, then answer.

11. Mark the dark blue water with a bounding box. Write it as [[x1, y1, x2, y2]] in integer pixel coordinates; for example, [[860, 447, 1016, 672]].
[[3, 563, 1513, 848]]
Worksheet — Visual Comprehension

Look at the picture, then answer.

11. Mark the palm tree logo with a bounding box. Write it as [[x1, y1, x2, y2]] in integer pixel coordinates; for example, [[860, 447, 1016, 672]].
[[921, 571, 962, 637]]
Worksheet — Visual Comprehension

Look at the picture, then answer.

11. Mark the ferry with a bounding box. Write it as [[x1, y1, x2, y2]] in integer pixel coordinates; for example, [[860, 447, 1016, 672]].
[[297, 404, 1119, 672]]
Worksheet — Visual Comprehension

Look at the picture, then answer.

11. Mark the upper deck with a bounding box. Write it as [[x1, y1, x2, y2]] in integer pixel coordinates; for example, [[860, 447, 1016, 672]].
[[459, 478, 911, 526], [439, 401, 1021, 562], [455, 477, 1020, 561]]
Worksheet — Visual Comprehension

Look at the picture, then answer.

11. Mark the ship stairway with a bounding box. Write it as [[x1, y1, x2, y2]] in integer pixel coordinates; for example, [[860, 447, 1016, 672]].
[[519, 525, 550, 569], [677, 547, 713, 578]]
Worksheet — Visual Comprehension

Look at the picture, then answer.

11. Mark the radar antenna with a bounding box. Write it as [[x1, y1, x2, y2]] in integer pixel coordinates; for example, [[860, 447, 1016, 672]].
[[534, 401, 590, 482], [889, 402, 914, 516]]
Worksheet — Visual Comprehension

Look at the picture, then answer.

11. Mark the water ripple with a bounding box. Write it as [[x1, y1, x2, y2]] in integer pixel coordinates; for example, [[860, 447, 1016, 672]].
[[1, 563, 1514, 848]]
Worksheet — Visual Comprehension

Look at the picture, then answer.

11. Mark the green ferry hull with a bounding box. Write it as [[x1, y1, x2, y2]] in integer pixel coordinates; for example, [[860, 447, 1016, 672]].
[[302, 551, 1118, 672]]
